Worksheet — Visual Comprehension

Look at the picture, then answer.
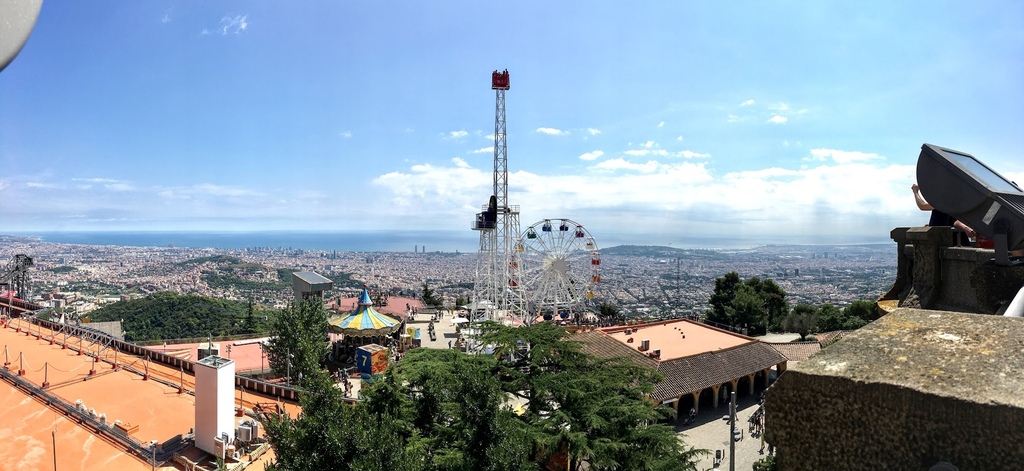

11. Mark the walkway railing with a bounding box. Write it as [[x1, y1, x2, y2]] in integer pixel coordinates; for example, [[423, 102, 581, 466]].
[[14, 316, 306, 403]]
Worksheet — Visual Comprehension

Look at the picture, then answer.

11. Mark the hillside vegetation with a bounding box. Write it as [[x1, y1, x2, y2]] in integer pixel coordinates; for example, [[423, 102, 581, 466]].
[[88, 291, 273, 342]]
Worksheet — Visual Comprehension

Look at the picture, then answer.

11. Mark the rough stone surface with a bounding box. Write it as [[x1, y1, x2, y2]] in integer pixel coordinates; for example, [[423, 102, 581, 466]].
[[765, 308, 1024, 470], [883, 226, 1024, 314]]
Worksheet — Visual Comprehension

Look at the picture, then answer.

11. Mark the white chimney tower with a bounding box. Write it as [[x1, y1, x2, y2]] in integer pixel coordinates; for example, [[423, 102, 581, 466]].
[[194, 355, 235, 455]]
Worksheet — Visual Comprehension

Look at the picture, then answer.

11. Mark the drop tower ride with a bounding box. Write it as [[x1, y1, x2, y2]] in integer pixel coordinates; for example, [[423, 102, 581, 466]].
[[472, 70, 526, 323]]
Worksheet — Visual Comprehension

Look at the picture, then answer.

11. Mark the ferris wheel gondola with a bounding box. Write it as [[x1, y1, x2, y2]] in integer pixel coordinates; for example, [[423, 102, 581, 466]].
[[517, 219, 600, 321]]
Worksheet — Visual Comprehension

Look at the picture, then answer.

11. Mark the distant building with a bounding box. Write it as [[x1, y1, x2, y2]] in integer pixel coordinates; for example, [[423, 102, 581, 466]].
[[291, 271, 333, 302]]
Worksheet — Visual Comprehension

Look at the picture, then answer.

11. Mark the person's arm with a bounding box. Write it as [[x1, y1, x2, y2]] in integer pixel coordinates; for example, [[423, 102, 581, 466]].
[[912, 183, 933, 211], [953, 220, 977, 240]]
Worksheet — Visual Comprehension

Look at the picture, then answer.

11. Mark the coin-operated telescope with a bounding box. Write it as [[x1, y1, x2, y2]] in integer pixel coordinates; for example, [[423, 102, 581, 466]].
[[917, 143, 1024, 266]]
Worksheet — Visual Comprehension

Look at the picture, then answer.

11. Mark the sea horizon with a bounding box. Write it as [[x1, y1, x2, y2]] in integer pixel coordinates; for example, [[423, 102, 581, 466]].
[[3, 230, 893, 254]]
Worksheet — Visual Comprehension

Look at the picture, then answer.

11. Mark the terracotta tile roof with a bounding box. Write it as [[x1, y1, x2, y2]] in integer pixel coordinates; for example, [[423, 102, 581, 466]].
[[652, 342, 787, 401], [766, 341, 821, 362], [815, 330, 854, 348], [576, 330, 788, 402]]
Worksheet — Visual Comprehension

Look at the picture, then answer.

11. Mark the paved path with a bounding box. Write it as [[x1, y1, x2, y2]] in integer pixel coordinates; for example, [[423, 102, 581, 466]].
[[408, 309, 463, 350], [674, 392, 771, 471]]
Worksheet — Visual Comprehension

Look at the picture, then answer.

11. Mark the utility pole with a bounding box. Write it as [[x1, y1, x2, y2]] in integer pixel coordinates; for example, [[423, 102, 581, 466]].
[[730, 391, 737, 471]]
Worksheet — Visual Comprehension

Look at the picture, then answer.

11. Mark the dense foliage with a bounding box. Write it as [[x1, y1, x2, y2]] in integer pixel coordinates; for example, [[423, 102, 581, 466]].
[[263, 300, 330, 385], [707, 272, 881, 337], [264, 322, 705, 471], [707, 272, 787, 335], [47, 265, 77, 273], [88, 291, 272, 341], [421, 282, 442, 307]]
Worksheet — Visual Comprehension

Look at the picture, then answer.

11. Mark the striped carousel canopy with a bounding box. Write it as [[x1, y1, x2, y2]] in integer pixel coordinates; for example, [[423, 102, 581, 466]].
[[328, 287, 401, 337]]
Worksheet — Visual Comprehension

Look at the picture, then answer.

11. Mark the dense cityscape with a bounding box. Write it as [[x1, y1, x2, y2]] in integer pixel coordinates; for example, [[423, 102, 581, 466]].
[[1, 234, 896, 320]]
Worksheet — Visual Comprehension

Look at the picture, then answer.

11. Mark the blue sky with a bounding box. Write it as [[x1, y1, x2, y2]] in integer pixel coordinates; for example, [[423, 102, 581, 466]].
[[2, 1, 1022, 246]]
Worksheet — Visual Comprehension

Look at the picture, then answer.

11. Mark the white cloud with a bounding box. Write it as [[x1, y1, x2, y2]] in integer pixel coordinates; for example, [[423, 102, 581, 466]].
[[806, 148, 882, 164], [676, 136, 684, 141], [452, 157, 470, 168], [587, 128, 601, 136], [203, 15, 249, 36], [676, 150, 710, 159], [340, 130, 352, 138], [26, 182, 57, 189], [72, 177, 121, 183], [193, 183, 260, 197], [642, 141, 655, 149], [767, 115, 788, 124], [658, 121, 665, 128], [727, 114, 739, 123], [579, 150, 604, 161], [470, 146, 494, 154], [161, 13, 172, 24], [105, 182, 135, 191], [625, 149, 650, 157], [446, 130, 469, 140], [740, 99, 755, 107], [536, 127, 568, 136], [593, 158, 660, 173]]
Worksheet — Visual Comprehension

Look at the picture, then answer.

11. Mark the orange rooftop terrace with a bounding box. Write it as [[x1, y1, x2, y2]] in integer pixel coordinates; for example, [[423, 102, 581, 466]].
[[577, 319, 788, 418]]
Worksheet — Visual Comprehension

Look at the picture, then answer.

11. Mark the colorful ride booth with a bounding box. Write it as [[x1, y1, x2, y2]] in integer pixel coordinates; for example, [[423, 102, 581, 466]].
[[327, 286, 403, 368]]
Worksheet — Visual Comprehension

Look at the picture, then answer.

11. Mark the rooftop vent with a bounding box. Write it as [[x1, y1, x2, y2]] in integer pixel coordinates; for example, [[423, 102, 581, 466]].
[[640, 339, 650, 351]]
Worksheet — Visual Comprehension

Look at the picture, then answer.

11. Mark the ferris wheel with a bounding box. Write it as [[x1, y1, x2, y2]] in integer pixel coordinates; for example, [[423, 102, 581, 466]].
[[516, 219, 600, 320]]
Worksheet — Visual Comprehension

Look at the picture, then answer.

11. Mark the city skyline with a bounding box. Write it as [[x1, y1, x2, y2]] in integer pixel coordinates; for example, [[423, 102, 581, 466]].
[[2, 1, 1022, 245]]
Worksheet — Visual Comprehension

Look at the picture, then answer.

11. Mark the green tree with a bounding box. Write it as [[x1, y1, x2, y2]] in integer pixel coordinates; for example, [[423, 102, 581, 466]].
[[785, 304, 818, 340], [421, 282, 441, 307], [844, 300, 879, 323], [264, 300, 329, 385], [748, 277, 788, 332], [707, 273, 789, 335], [367, 347, 537, 471], [477, 321, 706, 471], [725, 283, 767, 335], [707, 272, 742, 326], [816, 303, 868, 332], [597, 302, 621, 322], [264, 368, 423, 471]]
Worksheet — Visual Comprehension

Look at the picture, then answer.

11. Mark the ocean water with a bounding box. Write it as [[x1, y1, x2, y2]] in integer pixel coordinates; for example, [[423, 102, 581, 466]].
[[18, 231, 482, 253]]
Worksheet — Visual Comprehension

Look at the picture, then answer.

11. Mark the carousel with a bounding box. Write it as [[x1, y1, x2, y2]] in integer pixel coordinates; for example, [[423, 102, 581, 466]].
[[328, 286, 403, 365]]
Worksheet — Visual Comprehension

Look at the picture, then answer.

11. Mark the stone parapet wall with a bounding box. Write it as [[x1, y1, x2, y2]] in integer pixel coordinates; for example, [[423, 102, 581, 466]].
[[766, 370, 1023, 470], [765, 308, 1024, 470], [882, 226, 1024, 314]]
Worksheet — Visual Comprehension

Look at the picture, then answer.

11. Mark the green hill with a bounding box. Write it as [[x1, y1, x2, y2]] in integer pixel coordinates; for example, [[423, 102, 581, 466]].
[[88, 291, 273, 342]]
